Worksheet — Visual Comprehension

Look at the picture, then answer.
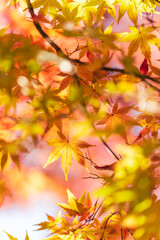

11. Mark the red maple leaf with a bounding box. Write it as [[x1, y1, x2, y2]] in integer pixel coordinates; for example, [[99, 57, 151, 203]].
[[140, 58, 148, 75]]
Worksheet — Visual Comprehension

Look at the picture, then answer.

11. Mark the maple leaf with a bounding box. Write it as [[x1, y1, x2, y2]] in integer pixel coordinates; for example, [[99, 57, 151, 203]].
[[44, 132, 94, 180], [134, 114, 160, 142], [25, 232, 29, 240], [37, 210, 65, 233], [78, 38, 101, 61], [57, 189, 94, 220], [59, 75, 74, 91], [140, 58, 149, 75], [31, 0, 61, 16], [4, 231, 18, 240], [119, 25, 160, 59], [133, 125, 153, 143], [117, 0, 157, 23], [118, 0, 138, 26], [97, 102, 136, 140], [83, 0, 116, 21], [86, 50, 95, 62]]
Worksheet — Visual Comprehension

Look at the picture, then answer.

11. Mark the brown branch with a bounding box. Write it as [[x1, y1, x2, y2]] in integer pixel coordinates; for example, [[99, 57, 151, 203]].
[[127, 228, 135, 240], [80, 102, 121, 162], [99, 136, 121, 161], [80, 154, 116, 171], [41, 64, 56, 71], [100, 212, 119, 240], [71, 199, 103, 232], [103, 66, 160, 92], [26, 0, 82, 88], [26, 0, 62, 53], [26, 0, 84, 66], [83, 172, 101, 179], [121, 228, 124, 240], [103, 66, 160, 84], [85, 200, 103, 223]]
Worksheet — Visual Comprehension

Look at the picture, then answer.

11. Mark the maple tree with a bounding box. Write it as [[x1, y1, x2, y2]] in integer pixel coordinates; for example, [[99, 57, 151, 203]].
[[1, 0, 160, 239]]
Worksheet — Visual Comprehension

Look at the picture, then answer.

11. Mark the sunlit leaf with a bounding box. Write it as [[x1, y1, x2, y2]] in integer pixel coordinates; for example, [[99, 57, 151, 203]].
[[4, 231, 18, 240], [119, 25, 160, 59], [57, 189, 93, 218], [140, 58, 149, 75], [44, 134, 93, 180], [25, 232, 29, 240]]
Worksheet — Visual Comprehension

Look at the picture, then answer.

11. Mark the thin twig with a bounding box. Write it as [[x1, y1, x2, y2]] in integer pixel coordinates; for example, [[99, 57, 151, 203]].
[[100, 211, 119, 240], [83, 172, 101, 179], [80, 154, 116, 171], [127, 228, 135, 240], [85, 200, 103, 223], [121, 228, 124, 240], [79, 154, 97, 166], [99, 136, 121, 161], [41, 64, 56, 71], [80, 99, 121, 162]]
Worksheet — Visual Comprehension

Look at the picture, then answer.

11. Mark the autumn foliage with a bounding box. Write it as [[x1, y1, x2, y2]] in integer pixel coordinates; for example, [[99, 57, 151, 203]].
[[1, 0, 160, 239]]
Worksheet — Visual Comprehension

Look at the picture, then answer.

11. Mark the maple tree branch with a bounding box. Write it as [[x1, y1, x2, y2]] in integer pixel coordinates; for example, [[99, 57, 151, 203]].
[[127, 228, 135, 239], [26, 0, 160, 93], [103, 66, 160, 84], [80, 100, 121, 162], [27, 0, 83, 91], [72, 199, 103, 232], [26, 0, 84, 66], [80, 154, 115, 171], [41, 64, 56, 71], [26, 0, 62, 53], [79, 154, 97, 167], [135, 73, 160, 85], [85, 200, 103, 223], [99, 136, 121, 161], [83, 172, 101, 179], [121, 228, 124, 240], [103, 66, 160, 92], [100, 211, 119, 240]]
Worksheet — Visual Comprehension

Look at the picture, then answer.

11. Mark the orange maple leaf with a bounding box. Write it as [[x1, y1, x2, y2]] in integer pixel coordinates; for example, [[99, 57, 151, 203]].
[[44, 132, 94, 180], [58, 189, 94, 221], [97, 102, 136, 141]]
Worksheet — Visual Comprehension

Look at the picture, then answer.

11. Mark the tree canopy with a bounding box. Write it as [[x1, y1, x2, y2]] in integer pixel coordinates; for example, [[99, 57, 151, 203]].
[[1, 0, 160, 239]]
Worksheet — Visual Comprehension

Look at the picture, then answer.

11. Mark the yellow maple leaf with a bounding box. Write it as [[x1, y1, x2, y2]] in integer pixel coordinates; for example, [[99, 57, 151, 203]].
[[117, 0, 157, 23], [119, 25, 160, 59], [57, 189, 93, 219], [44, 133, 91, 180], [118, 0, 138, 26]]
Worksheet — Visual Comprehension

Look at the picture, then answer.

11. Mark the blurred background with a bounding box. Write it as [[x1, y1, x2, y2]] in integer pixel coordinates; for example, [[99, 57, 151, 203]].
[[0, 1, 160, 239]]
